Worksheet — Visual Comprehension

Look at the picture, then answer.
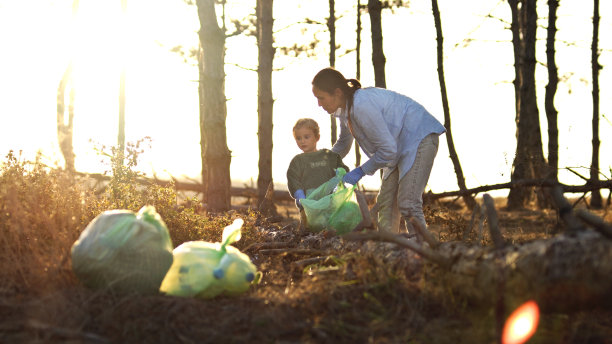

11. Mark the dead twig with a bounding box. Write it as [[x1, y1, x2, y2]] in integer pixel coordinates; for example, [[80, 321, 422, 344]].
[[259, 248, 325, 256], [291, 256, 331, 269], [243, 241, 294, 253], [566, 167, 589, 181], [572, 193, 588, 209], [483, 194, 505, 249], [342, 231, 451, 268]]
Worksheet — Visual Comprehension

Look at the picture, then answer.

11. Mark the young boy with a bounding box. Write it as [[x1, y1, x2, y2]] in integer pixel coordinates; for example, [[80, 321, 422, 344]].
[[287, 118, 373, 232], [287, 118, 349, 207]]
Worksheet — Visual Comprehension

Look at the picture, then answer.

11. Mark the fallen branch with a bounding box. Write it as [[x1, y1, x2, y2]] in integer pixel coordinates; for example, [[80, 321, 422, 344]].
[[433, 230, 612, 312], [258, 248, 325, 256], [427, 178, 612, 201], [74, 171, 379, 203], [76, 170, 611, 204], [342, 231, 451, 267], [575, 209, 612, 239], [550, 185, 585, 233], [243, 241, 294, 253], [409, 217, 440, 249]]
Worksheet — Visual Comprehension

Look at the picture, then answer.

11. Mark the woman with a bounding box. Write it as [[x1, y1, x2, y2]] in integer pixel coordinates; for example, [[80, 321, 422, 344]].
[[312, 67, 445, 235]]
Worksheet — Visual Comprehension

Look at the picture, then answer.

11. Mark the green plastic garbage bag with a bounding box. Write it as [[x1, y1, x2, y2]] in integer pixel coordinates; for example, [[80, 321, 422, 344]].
[[159, 218, 261, 298], [71, 205, 174, 294], [301, 168, 363, 234]]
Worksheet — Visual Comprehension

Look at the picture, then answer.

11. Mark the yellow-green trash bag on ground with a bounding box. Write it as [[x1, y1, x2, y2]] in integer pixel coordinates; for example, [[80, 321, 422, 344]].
[[159, 218, 261, 298], [71, 205, 174, 294], [301, 168, 363, 234]]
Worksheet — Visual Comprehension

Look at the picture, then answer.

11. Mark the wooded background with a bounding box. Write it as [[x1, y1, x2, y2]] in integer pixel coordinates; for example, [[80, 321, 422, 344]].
[[4, 0, 611, 212]]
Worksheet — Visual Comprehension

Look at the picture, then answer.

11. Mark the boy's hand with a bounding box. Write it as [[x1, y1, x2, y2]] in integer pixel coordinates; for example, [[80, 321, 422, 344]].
[[343, 167, 365, 185], [294, 189, 306, 210]]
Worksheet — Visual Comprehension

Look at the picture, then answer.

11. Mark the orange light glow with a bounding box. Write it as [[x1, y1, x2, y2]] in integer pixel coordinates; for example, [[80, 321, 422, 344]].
[[502, 300, 540, 344]]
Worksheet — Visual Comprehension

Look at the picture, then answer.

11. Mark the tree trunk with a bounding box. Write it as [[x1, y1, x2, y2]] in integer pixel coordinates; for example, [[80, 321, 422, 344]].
[[256, 0, 276, 215], [368, 0, 386, 88], [328, 0, 337, 145], [545, 0, 559, 184], [196, 0, 232, 212], [355, 0, 362, 167], [197, 47, 208, 202], [117, 0, 127, 156], [590, 0, 602, 209], [431, 0, 475, 209], [57, 65, 75, 173], [56, 0, 79, 173], [507, 0, 548, 210], [508, 0, 521, 118]]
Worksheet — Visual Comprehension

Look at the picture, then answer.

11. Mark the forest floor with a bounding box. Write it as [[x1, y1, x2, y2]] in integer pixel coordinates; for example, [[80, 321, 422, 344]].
[[2, 193, 612, 344]]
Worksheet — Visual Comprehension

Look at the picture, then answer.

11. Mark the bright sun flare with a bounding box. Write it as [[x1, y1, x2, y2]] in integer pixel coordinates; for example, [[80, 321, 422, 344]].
[[502, 300, 540, 344]]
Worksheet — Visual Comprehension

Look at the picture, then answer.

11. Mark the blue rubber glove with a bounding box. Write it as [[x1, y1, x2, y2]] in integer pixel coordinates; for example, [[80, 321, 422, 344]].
[[343, 167, 365, 185], [294, 189, 306, 210]]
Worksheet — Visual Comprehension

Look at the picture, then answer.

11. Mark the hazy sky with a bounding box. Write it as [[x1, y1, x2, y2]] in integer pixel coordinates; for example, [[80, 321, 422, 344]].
[[0, 0, 610, 196]]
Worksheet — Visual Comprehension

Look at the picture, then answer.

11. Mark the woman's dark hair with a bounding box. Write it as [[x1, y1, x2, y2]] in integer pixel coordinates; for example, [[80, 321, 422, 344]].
[[312, 67, 361, 115]]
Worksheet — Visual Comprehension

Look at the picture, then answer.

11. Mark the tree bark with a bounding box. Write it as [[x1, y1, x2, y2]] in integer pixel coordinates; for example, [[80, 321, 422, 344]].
[[355, 0, 362, 167], [545, 0, 559, 184], [256, 0, 276, 215], [590, 0, 603, 208], [431, 0, 475, 210], [328, 0, 337, 145], [197, 47, 208, 202], [508, 0, 521, 118], [368, 0, 386, 88], [196, 0, 232, 212], [507, 0, 548, 210]]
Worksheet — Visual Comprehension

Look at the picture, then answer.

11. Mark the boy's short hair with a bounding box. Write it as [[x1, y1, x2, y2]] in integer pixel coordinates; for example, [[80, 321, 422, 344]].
[[293, 118, 320, 139]]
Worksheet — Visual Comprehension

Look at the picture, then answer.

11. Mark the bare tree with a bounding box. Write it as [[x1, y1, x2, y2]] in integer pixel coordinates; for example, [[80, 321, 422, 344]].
[[545, 0, 559, 185], [354, 0, 363, 167], [57, 65, 76, 173], [118, 0, 127, 156], [508, 0, 521, 118], [431, 0, 475, 209], [507, 0, 548, 210], [328, 0, 338, 145], [368, 0, 386, 88], [196, 0, 232, 211], [256, 0, 276, 214], [589, 0, 603, 208], [56, 0, 79, 173]]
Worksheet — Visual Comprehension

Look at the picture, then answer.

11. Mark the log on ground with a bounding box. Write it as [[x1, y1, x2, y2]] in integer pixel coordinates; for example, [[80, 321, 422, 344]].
[[426, 230, 612, 313]]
